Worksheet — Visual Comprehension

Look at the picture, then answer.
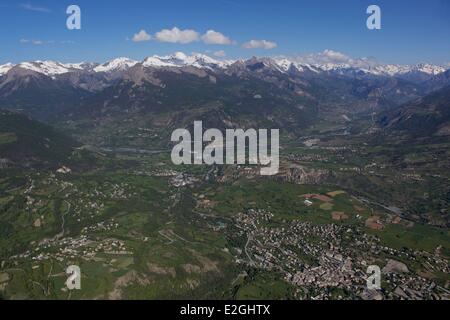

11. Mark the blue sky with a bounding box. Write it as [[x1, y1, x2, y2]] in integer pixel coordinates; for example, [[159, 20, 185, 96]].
[[1, 0, 449, 64]]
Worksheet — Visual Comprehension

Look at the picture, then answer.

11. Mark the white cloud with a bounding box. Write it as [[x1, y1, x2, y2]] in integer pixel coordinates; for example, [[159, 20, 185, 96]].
[[201, 30, 233, 45], [154, 27, 200, 44], [131, 27, 235, 46], [282, 49, 378, 67], [20, 3, 51, 13], [318, 49, 349, 63], [20, 38, 71, 45], [20, 39, 47, 45], [214, 50, 226, 58], [242, 39, 277, 50], [132, 29, 151, 42]]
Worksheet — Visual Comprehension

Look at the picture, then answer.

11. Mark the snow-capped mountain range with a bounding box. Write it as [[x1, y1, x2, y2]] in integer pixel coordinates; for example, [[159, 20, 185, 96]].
[[0, 52, 447, 79], [0, 53, 234, 76]]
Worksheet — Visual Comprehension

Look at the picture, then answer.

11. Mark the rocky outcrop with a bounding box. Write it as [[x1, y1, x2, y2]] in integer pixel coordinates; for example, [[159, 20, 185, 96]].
[[382, 259, 409, 274], [278, 164, 334, 185]]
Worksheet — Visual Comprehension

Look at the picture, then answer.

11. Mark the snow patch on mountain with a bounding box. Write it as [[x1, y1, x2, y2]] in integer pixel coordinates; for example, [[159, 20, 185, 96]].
[[143, 52, 232, 70], [0, 63, 14, 76], [63, 62, 98, 71], [16, 61, 77, 76], [93, 57, 139, 73]]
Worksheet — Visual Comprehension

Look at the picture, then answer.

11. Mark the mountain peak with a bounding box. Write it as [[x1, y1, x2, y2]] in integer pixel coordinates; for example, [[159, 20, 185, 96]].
[[16, 61, 73, 76], [93, 57, 139, 73], [142, 52, 230, 70]]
